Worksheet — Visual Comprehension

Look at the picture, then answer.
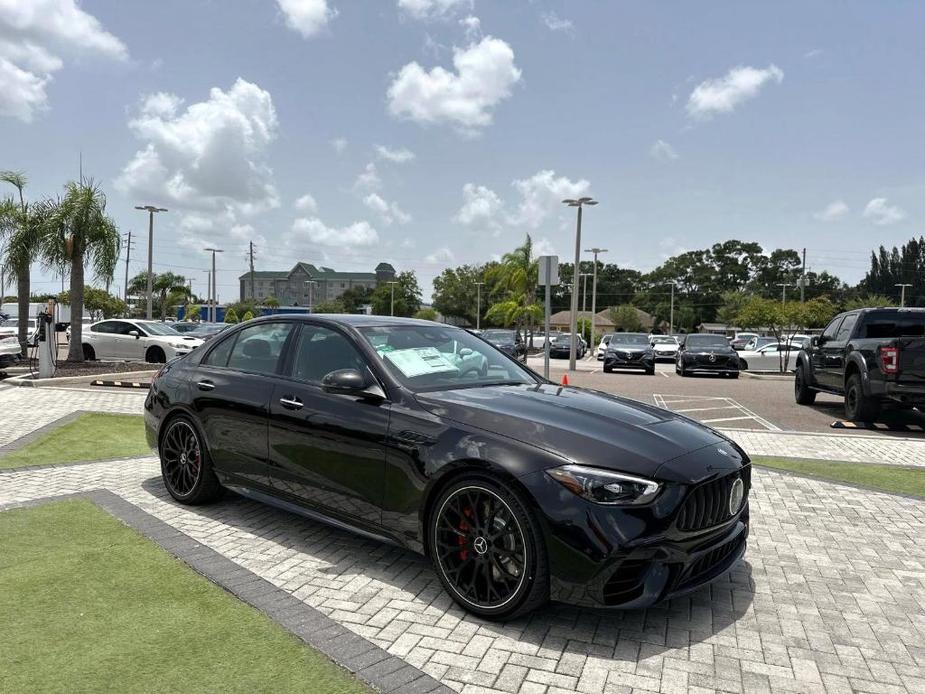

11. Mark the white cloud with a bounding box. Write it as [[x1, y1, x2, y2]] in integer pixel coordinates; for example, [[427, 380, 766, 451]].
[[276, 0, 337, 38], [533, 238, 557, 257], [294, 193, 318, 213], [650, 139, 679, 161], [459, 15, 481, 41], [813, 200, 848, 222], [863, 198, 906, 226], [397, 0, 471, 21], [425, 247, 455, 264], [686, 64, 783, 119], [353, 162, 381, 191], [291, 216, 379, 247], [454, 183, 503, 230], [115, 78, 280, 214], [387, 36, 522, 133], [541, 12, 574, 33], [0, 0, 127, 121], [331, 137, 348, 153], [375, 144, 416, 163], [804, 48, 823, 59], [510, 170, 591, 229], [363, 192, 411, 226]]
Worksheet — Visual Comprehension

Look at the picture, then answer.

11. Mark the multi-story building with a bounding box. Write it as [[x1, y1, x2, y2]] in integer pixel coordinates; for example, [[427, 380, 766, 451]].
[[238, 262, 395, 306]]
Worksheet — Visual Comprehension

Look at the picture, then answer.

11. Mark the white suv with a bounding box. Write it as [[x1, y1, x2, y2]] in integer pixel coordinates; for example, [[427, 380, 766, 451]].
[[83, 319, 203, 363]]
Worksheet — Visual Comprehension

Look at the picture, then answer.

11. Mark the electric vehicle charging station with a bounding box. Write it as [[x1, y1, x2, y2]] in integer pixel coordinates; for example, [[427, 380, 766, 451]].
[[37, 300, 56, 379]]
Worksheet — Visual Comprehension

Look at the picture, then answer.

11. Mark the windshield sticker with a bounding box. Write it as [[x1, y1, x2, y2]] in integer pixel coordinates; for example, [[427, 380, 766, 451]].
[[383, 347, 459, 378]]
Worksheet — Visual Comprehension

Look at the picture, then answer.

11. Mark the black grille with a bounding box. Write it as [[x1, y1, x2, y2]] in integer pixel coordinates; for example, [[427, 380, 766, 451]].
[[602, 559, 649, 606], [681, 535, 745, 588], [697, 353, 731, 365], [676, 466, 750, 531]]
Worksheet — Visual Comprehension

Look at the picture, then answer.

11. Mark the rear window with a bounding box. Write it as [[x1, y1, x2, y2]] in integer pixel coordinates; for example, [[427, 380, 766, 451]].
[[860, 312, 925, 338]]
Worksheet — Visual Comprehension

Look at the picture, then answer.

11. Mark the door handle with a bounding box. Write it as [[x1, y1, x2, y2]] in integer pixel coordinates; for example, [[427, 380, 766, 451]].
[[197, 380, 215, 391], [279, 396, 303, 410]]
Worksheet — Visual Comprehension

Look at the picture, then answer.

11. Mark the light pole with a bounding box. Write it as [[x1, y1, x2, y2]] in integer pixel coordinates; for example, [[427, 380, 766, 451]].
[[475, 281, 485, 330], [896, 283, 912, 307], [305, 280, 318, 311], [666, 282, 676, 335], [563, 197, 598, 370], [204, 248, 224, 322], [387, 280, 398, 316], [777, 283, 792, 304], [135, 205, 167, 320], [203, 270, 211, 321], [584, 247, 607, 355]]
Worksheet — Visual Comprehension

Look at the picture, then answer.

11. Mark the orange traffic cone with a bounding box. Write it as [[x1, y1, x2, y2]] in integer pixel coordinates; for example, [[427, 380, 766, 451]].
[[561, 373, 569, 386]]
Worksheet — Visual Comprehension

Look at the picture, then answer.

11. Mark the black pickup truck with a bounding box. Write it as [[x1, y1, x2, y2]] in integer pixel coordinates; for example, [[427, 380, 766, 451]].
[[794, 307, 925, 421]]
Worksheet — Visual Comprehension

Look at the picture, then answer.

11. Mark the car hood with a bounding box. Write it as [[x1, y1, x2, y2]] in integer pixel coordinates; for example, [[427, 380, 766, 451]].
[[608, 345, 648, 352], [416, 384, 740, 482], [684, 347, 737, 356]]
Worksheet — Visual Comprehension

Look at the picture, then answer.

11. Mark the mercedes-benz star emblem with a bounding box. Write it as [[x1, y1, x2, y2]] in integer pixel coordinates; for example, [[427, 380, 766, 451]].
[[729, 478, 744, 515], [473, 537, 488, 555], [708, 353, 717, 362]]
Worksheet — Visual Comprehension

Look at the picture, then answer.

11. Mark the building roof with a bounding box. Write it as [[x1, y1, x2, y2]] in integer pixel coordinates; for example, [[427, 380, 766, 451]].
[[239, 262, 381, 282], [548, 307, 657, 329]]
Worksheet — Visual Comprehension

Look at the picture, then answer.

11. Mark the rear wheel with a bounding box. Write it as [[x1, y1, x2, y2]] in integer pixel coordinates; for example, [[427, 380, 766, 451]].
[[645, 366, 655, 376], [845, 373, 880, 422], [160, 416, 222, 504], [794, 365, 816, 405], [429, 476, 548, 620], [603, 365, 612, 373], [82, 344, 95, 361], [679, 363, 688, 377], [146, 346, 166, 363]]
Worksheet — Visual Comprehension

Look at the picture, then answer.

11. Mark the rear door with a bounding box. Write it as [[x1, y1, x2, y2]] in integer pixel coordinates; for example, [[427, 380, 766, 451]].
[[191, 321, 295, 489], [819, 314, 857, 388], [267, 323, 390, 528]]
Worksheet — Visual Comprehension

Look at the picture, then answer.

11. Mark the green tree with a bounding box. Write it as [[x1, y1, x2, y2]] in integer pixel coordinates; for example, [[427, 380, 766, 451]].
[[224, 307, 239, 324], [432, 264, 484, 325], [608, 304, 643, 332], [57, 287, 126, 320], [736, 297, 836, 371], [371, 271, 421, 316], [843, 294, 892, 311], [485, 236, 541, 349], [185, 304, 201, 321], [339, 285, 373, 313], [41, 180, 120, 360], [414, 307, 438, 321], [312, 299, 345, 313], [128, 271, 188, 322], [263, 295, 280, 311], [241, 310, 255, 321], [716, 291, 751, 327]]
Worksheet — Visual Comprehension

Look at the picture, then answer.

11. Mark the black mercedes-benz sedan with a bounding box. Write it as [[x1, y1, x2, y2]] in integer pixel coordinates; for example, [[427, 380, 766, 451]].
[[603, 332, 656, 374], [676, 333, 741, 378], [145, 315, 749, 619]]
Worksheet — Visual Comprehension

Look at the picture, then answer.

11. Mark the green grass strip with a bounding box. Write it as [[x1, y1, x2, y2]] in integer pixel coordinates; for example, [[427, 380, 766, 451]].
[[0, 500, 369, 693], [752, 456, 925, 498], [0, 412, 150, 469]]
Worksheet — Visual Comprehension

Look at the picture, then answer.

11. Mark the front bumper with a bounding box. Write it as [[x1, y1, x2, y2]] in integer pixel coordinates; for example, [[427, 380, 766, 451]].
[[604, 353, 654, 370], [653, 350, 678, 361], [680, 358, 739, 374]]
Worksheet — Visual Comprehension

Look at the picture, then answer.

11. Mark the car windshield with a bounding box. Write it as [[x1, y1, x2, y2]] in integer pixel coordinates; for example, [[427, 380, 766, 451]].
[[358, 325, 537, 392], [138, 322, 181, 336], [171, 323, 199, 333], [651, 336, 677, 344], [610, 333, 649, 346], [192, 324, 227, 335], [481, 330, 515, 343], [685, 334, 729, 349]]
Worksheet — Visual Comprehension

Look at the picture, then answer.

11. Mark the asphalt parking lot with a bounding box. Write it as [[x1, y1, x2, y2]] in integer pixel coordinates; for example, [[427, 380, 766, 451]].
[[528, 355, 925, 438]]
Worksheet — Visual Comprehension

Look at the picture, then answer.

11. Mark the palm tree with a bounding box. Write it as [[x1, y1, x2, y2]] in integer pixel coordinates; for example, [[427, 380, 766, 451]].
[[0, 171, 49, 354], [128, 271, 188, 321], [42, 180, 120, 361], [485, 235, 542, 359]]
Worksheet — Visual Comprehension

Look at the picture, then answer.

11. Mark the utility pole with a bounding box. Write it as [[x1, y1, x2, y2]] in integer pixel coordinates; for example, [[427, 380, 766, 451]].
[[562, 197, 598, 370], [387, 280, 398, 316], [584, 247, 607, 355], [896, 283, 912, 307], [204, 248, 224, 322], [248, 241, 256, 301], [122, 231, 134, 304], [203, 270, 211, 321], [475, 281, 485, 330], [800, 248, 807, 302], [135, 205, 167, 320]]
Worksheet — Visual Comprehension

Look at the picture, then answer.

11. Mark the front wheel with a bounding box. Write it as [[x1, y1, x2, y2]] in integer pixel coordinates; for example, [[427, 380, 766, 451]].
[[645, 366, 655, 376], [845, 373, 880, 422], [429, 477, 548, 620], [794, 365, 817, 405]]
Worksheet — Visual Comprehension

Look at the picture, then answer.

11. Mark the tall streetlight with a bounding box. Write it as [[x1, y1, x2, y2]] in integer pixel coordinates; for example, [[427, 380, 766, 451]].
[[777, 283, 792, 304], [475, 281, 485, 330], [896, 283, 912, 307], [387, 280, 399, 316], [135, 205, 167, 320], [579, 273, 593, 312], [563, 197, 598, 370], [204, 248, 224, 322], [584, 247, 607, 355], [666, 282, 676, 335], [304, 280, 318, 311]]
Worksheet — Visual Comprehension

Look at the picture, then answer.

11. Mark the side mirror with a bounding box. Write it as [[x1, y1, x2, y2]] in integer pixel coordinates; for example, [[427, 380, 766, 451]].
[[813, 336, 824, 347], [129, 330, 140, 338], [322, 368, 384, 401], [458, 347, 473, 357]]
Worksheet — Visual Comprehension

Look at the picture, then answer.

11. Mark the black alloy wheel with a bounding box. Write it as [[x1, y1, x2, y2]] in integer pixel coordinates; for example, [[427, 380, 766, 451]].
[[160, 417, 222, 504], [845, 373, 880, 422], [430, 479, 547, 619]]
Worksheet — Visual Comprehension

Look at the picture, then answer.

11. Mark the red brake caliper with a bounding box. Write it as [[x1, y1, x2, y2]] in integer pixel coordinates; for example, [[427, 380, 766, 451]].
[[458, 507, 472, 561]]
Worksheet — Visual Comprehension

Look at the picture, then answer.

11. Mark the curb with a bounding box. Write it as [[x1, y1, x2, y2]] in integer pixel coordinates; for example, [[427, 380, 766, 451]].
[[2, 368, 156, 388], [91, 379, 150, 389]]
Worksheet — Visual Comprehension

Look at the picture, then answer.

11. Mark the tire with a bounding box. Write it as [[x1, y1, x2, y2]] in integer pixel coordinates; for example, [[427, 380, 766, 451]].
[[738, 359, 748, 371], [82, 344, 95, 361], [645, 367, 655, 376], [794, 365, 816, 405], [603, 365, 612, 373], [845, 373, 880, 422], [728, 372, 739, 379], [146, 346, 166, 364], [679, 364, 689, 377], [428, 475, 549, 620], [159, 415, 223, 505]]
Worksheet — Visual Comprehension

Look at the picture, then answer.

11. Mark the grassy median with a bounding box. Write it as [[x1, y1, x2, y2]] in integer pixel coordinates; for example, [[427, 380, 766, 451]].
[[0, 412, 149, 469], [0, 500, 369, 693], [752, 456, 925, 498]]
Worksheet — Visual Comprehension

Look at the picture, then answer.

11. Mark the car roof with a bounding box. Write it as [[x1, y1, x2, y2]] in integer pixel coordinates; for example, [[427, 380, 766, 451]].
[[244, 313, 453, 329]]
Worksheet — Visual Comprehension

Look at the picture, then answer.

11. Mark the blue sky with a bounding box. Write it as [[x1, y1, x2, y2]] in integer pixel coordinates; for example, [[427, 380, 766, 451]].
[[2, 0, 924, 302]]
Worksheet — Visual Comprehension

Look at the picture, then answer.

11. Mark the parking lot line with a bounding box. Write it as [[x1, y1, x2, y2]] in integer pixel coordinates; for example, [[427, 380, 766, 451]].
[[674, 405, 741, 413], [700, 415, 759, 424], [654, 394, 781, 432]]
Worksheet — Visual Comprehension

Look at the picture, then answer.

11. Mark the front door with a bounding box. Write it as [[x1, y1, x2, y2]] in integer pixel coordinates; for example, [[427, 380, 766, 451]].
[[268, 323, 390, 529], [812, 317, 843, 388]]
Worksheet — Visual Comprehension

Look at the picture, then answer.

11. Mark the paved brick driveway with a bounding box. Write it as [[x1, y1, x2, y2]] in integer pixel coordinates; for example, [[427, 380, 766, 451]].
[[1, 387, 924, 693]]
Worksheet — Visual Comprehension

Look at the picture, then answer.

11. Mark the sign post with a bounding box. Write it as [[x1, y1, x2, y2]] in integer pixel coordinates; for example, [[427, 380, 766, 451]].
[[538, 255, 559, 381]]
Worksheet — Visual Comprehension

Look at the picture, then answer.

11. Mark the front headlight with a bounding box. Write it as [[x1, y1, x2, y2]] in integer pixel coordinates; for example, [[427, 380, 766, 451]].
[[171, 343, 188, 350], [547, 465, 661, 505]]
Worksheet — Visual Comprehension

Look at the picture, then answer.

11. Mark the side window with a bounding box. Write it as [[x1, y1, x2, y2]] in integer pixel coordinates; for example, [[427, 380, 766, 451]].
[[203, 334, 236, 367], [114, 322, 139, 336], [92, 321, 116, 334], [226, 323, 293, 374], [834, 314, 857, 342], [822, 317, 843, 341], [290, 325, 367, 384]]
